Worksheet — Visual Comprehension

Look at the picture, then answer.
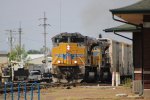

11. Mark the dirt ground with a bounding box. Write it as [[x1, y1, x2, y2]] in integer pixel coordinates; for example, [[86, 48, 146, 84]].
[[0, 86, 149, 100]]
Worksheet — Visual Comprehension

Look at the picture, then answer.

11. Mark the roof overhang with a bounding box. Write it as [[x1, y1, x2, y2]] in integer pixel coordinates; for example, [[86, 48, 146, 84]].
[[110, 0, 150, 24], [113, 13, 143, 25], [104, 24, 141, 33], [103, 24, 142, 41]]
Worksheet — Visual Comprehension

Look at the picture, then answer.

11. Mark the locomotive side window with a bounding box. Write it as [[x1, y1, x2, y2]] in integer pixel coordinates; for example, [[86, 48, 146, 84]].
[[54, 36, 84, 43], [54, 38, 59, 43]]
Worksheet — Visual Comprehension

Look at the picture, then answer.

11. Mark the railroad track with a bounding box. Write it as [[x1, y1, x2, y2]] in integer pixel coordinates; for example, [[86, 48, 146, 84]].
[[0, 82, 111, 94], [0, 82, 69, 94]]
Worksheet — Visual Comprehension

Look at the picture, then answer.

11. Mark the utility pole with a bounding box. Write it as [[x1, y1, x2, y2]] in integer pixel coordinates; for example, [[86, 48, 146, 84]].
[[19, 22, 22, 50], [18, 22, 22, 61], [39, 12, 50, 68], [6, 29, 15, 82], [6, 30, 15, 56]]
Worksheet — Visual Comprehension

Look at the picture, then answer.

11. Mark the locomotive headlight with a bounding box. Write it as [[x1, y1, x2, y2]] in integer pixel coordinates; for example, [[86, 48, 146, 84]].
[[67, 45, 70, 51], [74, 60, 77, 64], [57, 60, 61, 63]]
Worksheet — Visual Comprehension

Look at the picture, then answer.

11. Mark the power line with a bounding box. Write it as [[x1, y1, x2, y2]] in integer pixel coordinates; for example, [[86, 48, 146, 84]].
[[23, 36, 43, 43], [39, 12, 50, 67], [22, 38, 43, 47]]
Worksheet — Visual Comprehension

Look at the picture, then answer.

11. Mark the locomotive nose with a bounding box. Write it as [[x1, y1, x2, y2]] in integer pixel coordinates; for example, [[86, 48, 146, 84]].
[[66, 52, 71, 64], [66, 44, 71, 64], [67, 45, 70, 51]]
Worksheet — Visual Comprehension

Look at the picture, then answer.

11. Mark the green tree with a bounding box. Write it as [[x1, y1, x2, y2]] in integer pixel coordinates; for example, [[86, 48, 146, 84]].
[[40, 46, 50, 54], [9, 45, 27, 62]]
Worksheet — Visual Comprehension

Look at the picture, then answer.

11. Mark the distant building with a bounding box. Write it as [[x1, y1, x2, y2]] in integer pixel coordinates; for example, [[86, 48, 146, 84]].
[[0, 51, 10, 83], [0, 51, 8, 64], [26, 54, 52, 73], [26, 54, 45, 65], [0, 51, 9, 76]]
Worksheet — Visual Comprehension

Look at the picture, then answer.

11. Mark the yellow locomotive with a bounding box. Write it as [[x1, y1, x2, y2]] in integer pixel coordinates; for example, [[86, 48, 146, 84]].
[[51, 32, 107, 83]]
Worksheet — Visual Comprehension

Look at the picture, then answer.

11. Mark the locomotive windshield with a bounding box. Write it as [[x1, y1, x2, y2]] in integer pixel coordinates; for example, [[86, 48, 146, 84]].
[[54, 36, 84, 43]]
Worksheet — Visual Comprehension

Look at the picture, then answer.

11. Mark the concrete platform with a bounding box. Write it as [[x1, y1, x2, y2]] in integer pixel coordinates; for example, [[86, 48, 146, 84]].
[[144, 89, 150, 99]]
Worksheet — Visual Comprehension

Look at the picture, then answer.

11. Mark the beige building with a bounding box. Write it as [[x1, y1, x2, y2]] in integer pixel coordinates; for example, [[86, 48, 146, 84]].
[[26, 54, 52, 73], [0, 51, 8, 64], [0, 51, 8, 74], [26, 54, 52, 68], [0, 51, 9, 82], [26, 54, 45, 65]]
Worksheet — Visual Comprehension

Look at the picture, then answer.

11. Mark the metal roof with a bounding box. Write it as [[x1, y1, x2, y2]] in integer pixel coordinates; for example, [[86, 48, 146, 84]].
[[110, 0, 150, 14], [26, 54, 44, 60], [104, 24, 141, 32]]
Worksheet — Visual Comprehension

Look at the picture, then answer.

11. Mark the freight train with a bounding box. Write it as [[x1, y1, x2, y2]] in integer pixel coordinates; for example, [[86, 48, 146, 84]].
[[51, 32, 132, 84]]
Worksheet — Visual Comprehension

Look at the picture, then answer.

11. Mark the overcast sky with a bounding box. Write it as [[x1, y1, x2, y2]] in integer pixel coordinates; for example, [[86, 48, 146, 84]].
[[0, 0, 140, 51]]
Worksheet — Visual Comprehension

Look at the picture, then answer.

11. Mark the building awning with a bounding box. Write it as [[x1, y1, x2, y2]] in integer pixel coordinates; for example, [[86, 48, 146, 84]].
[[110, 0, 150, 24], [104, 24, 141, 32], [103, 24, 142, 40]]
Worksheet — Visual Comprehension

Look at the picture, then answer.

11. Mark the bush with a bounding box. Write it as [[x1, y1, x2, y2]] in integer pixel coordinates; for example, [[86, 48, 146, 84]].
[[123, 78, 132, 88]]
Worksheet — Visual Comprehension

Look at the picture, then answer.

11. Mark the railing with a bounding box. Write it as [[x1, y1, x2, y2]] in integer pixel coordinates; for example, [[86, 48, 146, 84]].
[[3, 82, 40, 100], [18, 82, 27, 100], [4, 82, 14, 100], [30, 82, 40, 100]]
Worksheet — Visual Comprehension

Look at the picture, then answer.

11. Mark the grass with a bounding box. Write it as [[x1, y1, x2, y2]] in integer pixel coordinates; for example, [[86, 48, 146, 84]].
[[123, 78, 132, 88]]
